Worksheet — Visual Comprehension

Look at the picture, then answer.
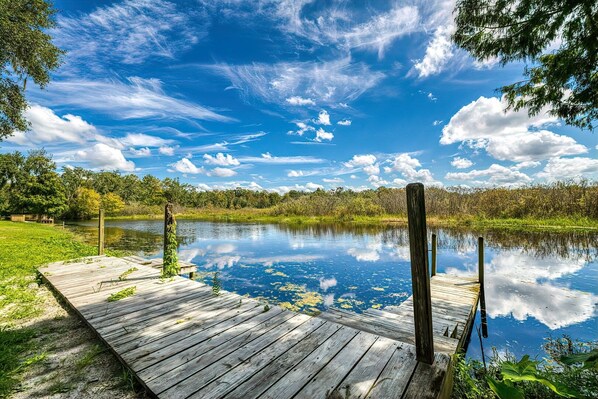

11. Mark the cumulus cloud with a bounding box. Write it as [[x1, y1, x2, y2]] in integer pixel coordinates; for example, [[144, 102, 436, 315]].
[[285, 96, 315, 106], [120, 133, 173, 148], [203, 153, 240, 166], [319, 277, 337, 292], [441, 96, 587, 162], [537, 157, 598, 181], [451, 157, 473, 169], [208, 167, 237, 177], [315, 128, 334, 142], [446, 164, 532, 186], [344, 154, 377, 168], [316, 110, 331, 125], [76, 143, 135, 171], [159, 146, 176, 156], [287, 170, 304, 177], [337, 119, 351, 126], [386, 153, 438, 184], [129, 147, 151, 157], [8, 104, 97, 145], [169, 158, 204, 174]]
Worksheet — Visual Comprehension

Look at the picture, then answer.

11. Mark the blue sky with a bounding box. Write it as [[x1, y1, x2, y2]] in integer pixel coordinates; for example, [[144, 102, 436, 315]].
[[3, 0, 597, 192]]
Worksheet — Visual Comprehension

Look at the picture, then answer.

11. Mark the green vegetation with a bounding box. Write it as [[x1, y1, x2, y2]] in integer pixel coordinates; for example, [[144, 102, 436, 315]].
[[453, 337, 598, 399], [0, 0, 64, 140], [0, 221, 97, 396], [162, 216, 179, 278], [454, 0, 597, 130], [118, 267, 138, 281], [211, 272, 221, 295], [106, 287, 137, 302], [2, 151, 598, 231]]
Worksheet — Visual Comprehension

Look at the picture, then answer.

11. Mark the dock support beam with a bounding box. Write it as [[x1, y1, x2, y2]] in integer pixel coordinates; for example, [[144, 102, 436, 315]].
[[431, 233, 437, 277], [406, 183, 434, 365], [478, 237, 488, 338], [98, 209, 105, 256]]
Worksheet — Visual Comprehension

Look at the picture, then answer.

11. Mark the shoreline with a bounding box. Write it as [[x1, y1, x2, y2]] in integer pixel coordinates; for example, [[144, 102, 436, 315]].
[[103, 211, 598, 232]]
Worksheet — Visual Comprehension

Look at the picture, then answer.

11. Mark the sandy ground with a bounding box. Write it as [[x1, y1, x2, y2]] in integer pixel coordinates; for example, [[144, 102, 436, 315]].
[[9, 278, 148, 399]]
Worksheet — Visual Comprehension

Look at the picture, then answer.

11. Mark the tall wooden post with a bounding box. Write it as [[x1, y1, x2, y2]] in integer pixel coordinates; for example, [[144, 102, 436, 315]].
[[431, 233, 437, 277], [164, 203, 174, 258], [478, 237, 488, 338], [406, 183, 434, 365], [98, 209, 105, 256], [163, 203, 179, 277]]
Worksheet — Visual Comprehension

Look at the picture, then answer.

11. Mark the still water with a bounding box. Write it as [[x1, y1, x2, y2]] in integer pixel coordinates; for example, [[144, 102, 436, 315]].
[[67, 220, 598, 360]]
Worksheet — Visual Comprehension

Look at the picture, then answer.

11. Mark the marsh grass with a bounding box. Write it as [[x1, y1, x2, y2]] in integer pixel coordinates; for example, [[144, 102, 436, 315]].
[[107, 287, 137, 302]]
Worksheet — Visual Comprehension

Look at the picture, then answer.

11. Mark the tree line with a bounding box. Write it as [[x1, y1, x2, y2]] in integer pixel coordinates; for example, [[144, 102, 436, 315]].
[[1, 150, 597, 220]]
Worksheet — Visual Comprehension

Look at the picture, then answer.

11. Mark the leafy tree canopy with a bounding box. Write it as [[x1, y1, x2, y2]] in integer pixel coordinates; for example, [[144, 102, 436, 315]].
[[0, 0, 63, 140], [453, 0, 598, 130]]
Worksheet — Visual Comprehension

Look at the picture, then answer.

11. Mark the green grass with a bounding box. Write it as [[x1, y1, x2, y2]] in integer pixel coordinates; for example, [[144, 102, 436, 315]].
[[0, 221, 100, 397], [108, 208, 598, 231], [106, 287, 137, 302], [118, 267, 138, 281]]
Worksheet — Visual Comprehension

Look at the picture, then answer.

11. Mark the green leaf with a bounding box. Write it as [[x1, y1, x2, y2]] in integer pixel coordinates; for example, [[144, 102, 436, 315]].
[[501, 355, 540, 382], [486, 377, 524, 399], [560, 349, 598, 370]]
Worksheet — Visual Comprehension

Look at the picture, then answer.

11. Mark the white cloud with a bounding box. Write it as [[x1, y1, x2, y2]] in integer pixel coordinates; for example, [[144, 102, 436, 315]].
[[344, 154, 377, 168], [323, 177, 344, 183], [239, 153, 325, 164], [203, 153, 240, 166], [315, 128, 334, 142], [363, 164, 380, 176], [169, 158, 204, 174], [306, 182, 323, 190], [537, 157, 598, 181], [287, 170, 304, 177], [8, 104, 96, 145], [208, 57, 385, 106], [513, 161, 541, 170], [316, 110, 331, 125], [319, 277, 337, 292], [441, 96, 587, 162], [208, 167, 237, 177], [386, 153, 439, 184], [451, 157, 473, 169], [129, 147, 151, 157], [413, 25, 454, 78], [159, 146, 176, 156], [285, 96, 315, 106], [55, 0, 203, 69], [76, 143, 135, 171], [120, 133, 173, 148], [37, 77, 233, 122], [337, 119, 352, 126], [288, 121, 315, 137], [432, 120, 443, 126], [446, 164, 532, 186]]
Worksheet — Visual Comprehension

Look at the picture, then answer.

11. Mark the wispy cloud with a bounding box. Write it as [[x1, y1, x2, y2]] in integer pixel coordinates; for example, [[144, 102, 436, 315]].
[[238, 153, 325, 164], [36, 77, 234, 122], [55, 0, 205, 73], [206, 57, 385, 106]]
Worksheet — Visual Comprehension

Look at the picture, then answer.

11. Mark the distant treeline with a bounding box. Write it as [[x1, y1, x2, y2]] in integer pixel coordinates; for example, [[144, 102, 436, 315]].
[[1, 150, 597, 220]]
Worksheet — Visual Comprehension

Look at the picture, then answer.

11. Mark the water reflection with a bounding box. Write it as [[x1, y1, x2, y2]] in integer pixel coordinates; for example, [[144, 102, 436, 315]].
[[66, 220, 598, 359]]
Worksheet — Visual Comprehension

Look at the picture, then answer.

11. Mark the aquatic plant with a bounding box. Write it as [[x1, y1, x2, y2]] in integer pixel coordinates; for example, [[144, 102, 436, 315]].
[[212, 272, 221, 295]]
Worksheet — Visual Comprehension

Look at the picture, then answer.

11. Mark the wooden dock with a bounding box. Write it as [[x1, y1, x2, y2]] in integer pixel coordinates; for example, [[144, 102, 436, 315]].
[[39, 256, 480, 399]]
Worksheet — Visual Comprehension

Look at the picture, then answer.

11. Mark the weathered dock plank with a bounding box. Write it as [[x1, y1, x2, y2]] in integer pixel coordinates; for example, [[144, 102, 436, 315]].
[[38, 256, 480, 399]]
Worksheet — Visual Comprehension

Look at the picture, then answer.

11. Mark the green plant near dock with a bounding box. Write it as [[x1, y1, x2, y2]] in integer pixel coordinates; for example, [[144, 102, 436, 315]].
[[212, 271, 221, 295], [118, 267, 138, 281], [107, 287, 137, 302], [162, 218, 179, 278], [452, 337, 598, 399]]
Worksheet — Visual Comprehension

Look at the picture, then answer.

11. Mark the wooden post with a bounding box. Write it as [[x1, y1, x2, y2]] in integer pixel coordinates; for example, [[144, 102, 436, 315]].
[[98, 209, 105, 256], [406, 183, 434, 365], [431, 233, 437, 277], [478, 237, 488, 338], [163, 203, 179, 277]]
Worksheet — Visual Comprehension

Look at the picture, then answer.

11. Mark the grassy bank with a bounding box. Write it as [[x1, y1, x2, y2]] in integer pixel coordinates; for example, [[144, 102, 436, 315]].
[[0, 221, 136, 398], [107, 208, 598, 232]]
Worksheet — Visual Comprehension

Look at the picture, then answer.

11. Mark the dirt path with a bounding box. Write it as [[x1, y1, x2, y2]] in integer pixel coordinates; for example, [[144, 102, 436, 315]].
[[9, 276, 147, 399]]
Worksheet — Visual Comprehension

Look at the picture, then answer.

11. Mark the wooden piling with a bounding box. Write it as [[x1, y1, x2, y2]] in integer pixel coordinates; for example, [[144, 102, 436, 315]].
[[478, 237, 488, 338], [98, 209, 105, 256], [164, 203, 174, 257], [406, 183, 434, 365], [431, 233, 437, 277]]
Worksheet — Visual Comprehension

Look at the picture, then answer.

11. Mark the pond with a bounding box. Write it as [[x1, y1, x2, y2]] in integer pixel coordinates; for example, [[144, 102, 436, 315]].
[[66, 220, 598, 361]]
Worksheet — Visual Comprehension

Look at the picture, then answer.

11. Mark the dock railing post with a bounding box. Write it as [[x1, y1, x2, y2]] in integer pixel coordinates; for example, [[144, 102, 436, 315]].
[[98, 209, 105, 256], [478, 237, 488, 338], [163, 203, 179, 277], [431, 233, 437, 277], [406, 183, 434, 365]]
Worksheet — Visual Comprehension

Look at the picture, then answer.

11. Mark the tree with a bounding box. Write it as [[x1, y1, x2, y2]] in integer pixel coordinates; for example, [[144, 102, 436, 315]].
[[101, 192, 125, 216], [72, 187, 100, 219], [12, 150, 66, 216], [453, 0, 598, 130], [0, 0, 63, 140]]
